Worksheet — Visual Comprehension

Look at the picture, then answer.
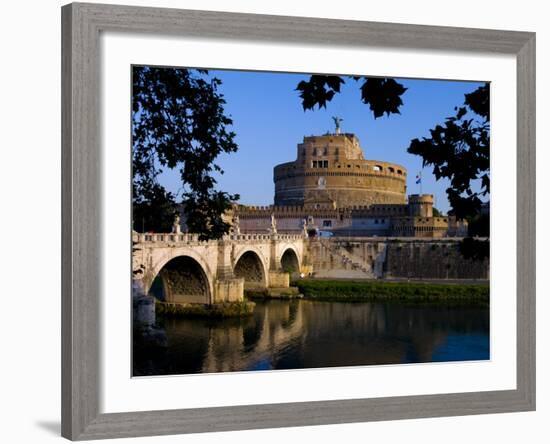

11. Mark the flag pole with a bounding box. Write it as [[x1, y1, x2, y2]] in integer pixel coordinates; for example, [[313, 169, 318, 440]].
[[416, 170, 422, 195]]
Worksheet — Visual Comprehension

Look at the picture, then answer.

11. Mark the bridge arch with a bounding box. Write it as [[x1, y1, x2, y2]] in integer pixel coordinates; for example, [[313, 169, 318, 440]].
[[280, 247, 300, 273], [233, 249, 268, 290], [148, 251, 213, 305]]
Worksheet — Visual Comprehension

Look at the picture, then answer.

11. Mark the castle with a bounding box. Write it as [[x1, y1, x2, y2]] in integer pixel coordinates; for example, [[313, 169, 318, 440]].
[[234, 131, 467, 238]]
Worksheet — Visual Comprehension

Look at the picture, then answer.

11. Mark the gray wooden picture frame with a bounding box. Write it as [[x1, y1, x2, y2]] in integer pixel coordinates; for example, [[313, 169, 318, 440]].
[[61, 2, 536, 440]]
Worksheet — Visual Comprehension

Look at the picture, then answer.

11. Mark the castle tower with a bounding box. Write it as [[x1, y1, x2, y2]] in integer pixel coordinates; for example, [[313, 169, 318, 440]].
[[273, 133, 407, 208], [408, 194, 434, 217]]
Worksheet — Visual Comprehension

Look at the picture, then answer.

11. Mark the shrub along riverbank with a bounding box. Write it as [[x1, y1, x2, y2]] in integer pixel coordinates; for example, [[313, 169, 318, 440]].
[[155, 300, 255, 318], [293, 279, 489, 307]]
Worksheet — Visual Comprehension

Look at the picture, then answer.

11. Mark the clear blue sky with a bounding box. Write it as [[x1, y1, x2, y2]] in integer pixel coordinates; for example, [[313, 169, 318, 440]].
[[158, 69, 486, 214]]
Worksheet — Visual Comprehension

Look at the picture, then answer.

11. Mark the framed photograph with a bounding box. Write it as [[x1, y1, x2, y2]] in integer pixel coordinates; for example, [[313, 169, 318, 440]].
[[61, 2, 535, 440]]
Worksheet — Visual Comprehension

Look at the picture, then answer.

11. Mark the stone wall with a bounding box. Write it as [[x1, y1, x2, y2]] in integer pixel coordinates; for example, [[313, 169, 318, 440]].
[[384, 240, 489, 280], [309, 237, 489, 280], [274, 168, 408, 207]]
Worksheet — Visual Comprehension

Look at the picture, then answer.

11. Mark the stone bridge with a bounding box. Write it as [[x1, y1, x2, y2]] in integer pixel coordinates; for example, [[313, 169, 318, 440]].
[[132, 232, 306, 305]]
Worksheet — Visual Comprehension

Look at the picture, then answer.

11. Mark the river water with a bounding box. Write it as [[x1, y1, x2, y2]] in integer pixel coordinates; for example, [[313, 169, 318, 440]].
[[133, 299, 489, 376]]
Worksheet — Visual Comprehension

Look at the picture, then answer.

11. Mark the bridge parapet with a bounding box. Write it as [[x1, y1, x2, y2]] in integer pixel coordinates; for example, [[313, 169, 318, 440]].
[[226, 233, 304, 242], [133, 232, 207, 244], [133, 232, 305, 245]]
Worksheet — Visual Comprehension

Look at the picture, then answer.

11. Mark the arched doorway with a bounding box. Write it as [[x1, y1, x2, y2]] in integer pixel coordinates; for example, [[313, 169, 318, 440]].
[[280, 248, 300, 273], [234, 251, 266, 290], [149, 256, 210, 304]]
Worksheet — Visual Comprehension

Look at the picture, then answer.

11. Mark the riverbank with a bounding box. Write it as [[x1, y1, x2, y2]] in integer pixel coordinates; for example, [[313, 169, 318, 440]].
[[156, 300, 255, 318], [294, 279, 489, 307], [245, 287, 303, 300]]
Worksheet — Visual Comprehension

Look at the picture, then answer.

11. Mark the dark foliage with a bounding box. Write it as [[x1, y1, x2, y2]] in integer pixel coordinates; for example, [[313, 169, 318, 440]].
[[133, 182, 177, 233], [465, 83, 490, 120], [459, 237, 490, 261], [132, 66, 239, 239], [468, 213, 490, 238], [295, 75, 490, 260], [296, 75, 345, 110], [358, 77, 407, 118], [408, 83, 490, 259], [407, 84, 490, 220], [296, 75, 407, 118], [458, 213, 490, 260]]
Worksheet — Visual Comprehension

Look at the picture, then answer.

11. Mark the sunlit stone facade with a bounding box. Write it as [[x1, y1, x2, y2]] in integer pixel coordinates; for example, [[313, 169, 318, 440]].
[[235, 132, 467, 238], [274, 133, 407, 208]]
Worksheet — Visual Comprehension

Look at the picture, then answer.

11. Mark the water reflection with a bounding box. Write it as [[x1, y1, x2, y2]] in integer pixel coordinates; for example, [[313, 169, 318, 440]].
[[133, 300, 489, 376]]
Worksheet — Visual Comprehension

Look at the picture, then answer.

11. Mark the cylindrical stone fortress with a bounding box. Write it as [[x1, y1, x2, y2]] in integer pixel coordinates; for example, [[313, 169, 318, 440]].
[[274, 133, 407, 208]]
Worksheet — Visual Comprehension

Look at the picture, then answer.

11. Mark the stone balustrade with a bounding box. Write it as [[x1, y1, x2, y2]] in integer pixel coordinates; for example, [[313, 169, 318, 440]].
[[133, 232, 305, 244]]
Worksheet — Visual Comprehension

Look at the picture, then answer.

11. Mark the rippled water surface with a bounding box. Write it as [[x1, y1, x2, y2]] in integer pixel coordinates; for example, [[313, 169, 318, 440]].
[[133, 299, 489, 376]]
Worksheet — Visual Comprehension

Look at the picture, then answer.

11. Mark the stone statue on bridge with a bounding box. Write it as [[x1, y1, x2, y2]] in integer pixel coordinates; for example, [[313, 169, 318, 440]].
[[302, 219, 308, 238], [231, 214, 241, 235], [172, 214, 181, 234], [269, 213, 278, 234]]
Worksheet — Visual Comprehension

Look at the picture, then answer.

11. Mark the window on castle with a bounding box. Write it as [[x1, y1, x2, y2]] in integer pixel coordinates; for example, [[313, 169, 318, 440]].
[[373, 165, 382, 172], [313, 160, 329, 168], [323, 220, 332, 227]]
